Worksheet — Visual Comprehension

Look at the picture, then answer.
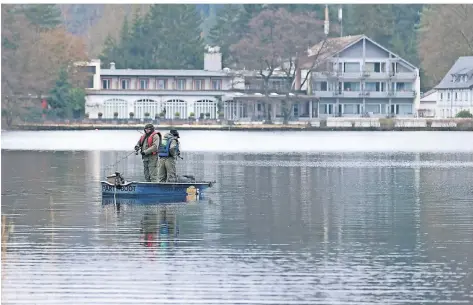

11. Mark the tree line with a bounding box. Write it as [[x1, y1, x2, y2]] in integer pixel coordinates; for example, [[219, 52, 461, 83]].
[[2, 4, 89, 125], [2, 4, 472, 124]]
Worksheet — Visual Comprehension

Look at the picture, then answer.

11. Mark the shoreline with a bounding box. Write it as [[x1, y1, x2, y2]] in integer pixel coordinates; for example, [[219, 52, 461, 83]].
[[6, 122, 473, 132]]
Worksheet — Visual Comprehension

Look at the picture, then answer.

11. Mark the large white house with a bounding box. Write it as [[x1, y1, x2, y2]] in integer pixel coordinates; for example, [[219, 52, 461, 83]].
[[83, 35, 421, 121], [434, 56, 473, 118], [84, 48, 311, 121], [307, 35, 421, 117]]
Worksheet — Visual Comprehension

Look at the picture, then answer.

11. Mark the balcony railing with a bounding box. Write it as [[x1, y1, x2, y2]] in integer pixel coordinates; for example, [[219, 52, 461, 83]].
[[312, 90, 416, 99], [312, 71, 417, 81]]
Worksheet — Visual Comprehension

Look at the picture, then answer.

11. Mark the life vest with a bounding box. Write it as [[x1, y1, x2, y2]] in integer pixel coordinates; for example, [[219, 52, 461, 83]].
[[139, 131, 161, 155], [158, 137, 179, 157]]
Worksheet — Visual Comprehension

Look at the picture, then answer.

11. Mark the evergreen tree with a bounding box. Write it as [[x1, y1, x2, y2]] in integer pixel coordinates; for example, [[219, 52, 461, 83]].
[[48, 67, 72, 118], [208, 4, 247, 67], [22, 4, 62, 30]]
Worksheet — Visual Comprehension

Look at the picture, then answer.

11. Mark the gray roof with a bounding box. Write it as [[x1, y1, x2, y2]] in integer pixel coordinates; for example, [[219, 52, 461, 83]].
[[435, 56, 473, 89], [101, 69, 230, 77]]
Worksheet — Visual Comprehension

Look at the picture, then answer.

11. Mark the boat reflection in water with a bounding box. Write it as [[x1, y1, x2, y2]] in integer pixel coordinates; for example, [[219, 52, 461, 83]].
[[101, 192, 209, 248]]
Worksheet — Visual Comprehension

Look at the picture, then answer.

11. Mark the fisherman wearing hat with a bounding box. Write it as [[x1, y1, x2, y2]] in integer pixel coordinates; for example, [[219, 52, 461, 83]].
[[134, 123, 162, 182], [157, 129, 181, 182]]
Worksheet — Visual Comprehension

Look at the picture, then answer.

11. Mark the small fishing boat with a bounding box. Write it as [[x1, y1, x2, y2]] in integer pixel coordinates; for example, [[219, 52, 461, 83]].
[[100, 172, 214, 199]]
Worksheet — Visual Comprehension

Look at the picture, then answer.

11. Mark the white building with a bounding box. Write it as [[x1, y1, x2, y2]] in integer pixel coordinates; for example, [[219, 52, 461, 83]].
[[82, 35, 422, 121], [418, 89, 438, 117], [435, 56, 473, 118], [84, 47, 310, 121], [308, 35, 421, 118]]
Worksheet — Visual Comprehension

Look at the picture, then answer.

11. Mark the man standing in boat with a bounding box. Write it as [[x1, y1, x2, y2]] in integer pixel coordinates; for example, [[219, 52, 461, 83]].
[[134, 123, 162, 182], [157, 129, 180, 182]]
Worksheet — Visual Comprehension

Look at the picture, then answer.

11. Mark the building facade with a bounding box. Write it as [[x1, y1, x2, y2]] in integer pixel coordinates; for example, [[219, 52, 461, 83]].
[[418, 90, 438, 118], [83, 35, 421, 121], [434, 56, 473, 118], [309, 35, 420, 118]]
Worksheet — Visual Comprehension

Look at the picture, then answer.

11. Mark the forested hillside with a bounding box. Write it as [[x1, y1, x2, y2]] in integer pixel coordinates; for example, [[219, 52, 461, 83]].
[[2, 4, 473, 123]]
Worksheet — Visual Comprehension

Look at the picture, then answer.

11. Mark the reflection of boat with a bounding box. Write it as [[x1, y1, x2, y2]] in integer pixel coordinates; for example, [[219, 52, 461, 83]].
[[141, 208, 179, 248], [101, 195, 196, 206], [100, 172, 214, 199]]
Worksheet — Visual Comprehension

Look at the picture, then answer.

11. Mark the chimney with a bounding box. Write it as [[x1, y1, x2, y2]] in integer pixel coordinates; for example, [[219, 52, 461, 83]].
[[110, 62, 116, 70], [204, 46, 222, 71]]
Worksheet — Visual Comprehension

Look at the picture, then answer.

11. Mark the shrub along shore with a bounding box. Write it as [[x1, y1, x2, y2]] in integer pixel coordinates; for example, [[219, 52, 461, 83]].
[[7, 118, 473, 131]]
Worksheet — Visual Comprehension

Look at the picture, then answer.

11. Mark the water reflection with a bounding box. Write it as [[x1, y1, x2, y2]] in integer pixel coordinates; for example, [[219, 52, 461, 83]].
[[1, 149, 473, 304]]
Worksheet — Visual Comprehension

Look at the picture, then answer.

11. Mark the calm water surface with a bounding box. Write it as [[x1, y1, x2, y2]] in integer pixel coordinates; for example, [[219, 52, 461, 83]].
[[1, 131, 473, 304]]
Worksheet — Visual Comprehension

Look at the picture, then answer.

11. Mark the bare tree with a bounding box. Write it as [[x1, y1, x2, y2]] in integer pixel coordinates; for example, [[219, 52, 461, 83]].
[[418, 4, 473, 88], [229, 8, 337, 123]]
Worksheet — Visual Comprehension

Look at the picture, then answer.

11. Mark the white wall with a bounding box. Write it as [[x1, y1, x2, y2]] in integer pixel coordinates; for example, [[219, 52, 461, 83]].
[[85, 94, 235, 119], [436, 88, 473, 118]]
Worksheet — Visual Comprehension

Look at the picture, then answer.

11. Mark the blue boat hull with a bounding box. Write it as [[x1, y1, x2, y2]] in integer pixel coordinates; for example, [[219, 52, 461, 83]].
[[101, 195, 197, 206], [100, 181, 213, 198]]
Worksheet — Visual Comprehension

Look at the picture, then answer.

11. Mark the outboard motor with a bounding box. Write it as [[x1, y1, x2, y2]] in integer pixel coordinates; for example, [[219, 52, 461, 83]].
[[107, 172, 126, 189]]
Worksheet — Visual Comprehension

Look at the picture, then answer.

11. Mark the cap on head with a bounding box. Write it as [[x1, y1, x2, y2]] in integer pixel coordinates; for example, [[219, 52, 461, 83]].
[[144, 123, 154, 130], [170, 129, 180, 138]]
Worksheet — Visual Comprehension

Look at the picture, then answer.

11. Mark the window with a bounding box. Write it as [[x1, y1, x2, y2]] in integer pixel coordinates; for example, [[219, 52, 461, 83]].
[[455, 91, 458, 100], [102, 79, 111, 89], [440, 92, 443, 100], [365, 82, 385, 92], [211, 79, 222, 90], [176, 79, 186, 90], [395, 82, 412, 91], [156, 79, 167, 90], [194, 79, 204, 90], [343, 82, 360, 91], [139, 79, 149, 90], [315, 81, 328, 91], [120, 79, 130, 90]]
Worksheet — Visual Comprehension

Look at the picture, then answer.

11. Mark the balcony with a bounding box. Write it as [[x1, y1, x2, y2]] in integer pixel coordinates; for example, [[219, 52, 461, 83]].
[[391, 90, 416, 98], [365, 72, 390, 80], [363, 91, 389, 98], [312, 91, 364, 98], [389, 72, 417, 80]]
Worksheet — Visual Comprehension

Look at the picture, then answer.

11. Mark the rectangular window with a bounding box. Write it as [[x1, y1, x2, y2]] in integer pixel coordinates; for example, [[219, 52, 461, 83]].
[[211, 79, 222, 90], [194, 79, 204, 90], [120, 79, 130, 90], [176, 79, 186, 90], [102, 79, 111, 89], [156, 79, 167, 90], [343, 82, 360, 91], [139, 79, 149, 90], [395, 82, 412, 91]]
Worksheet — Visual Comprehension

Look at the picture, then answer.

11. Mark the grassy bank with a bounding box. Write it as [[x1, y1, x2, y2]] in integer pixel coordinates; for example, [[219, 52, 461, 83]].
[[7, 118, 473, 132]]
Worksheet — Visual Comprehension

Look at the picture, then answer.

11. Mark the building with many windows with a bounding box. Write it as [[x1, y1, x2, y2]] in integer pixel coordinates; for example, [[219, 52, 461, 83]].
[[434, 56, 473, 118], [308, 35, 420, 117], [83, 35, 421, 121]]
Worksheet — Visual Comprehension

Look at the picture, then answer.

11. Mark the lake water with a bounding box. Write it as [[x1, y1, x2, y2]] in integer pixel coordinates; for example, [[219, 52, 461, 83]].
[[1, 130, 473, 304]]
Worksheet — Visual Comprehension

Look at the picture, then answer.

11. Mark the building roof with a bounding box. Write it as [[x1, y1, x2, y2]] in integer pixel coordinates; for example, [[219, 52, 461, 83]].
[[101, 68, 229, 77], [300, 34, 417, 70], [421, 89, 436, 99], [420, 89, 437, 102], [435, 56, 473, 90]]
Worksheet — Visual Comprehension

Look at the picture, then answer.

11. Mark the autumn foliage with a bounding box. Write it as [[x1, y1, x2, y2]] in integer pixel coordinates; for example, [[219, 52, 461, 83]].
[[2, 5, 88, 125]]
